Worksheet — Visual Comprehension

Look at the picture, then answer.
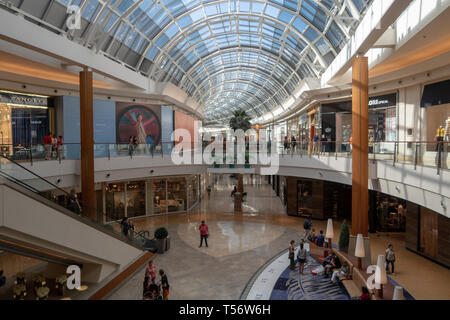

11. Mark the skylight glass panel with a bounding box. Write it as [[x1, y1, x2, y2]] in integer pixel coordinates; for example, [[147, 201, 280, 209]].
[[251, 2, 264, 14], [117, 0, 134, 14], [304, 27, 319, 41], [165, 23, 179, 39], [82, 0, 99, 22], [264, 5, 280, 19], [205, 5, 218, 16], [279, 10, 293, 24], [190, 8, 204, 22], [219, 2, 229, 14], [178, 15, 193, 29], [240, 1, 251, 12]]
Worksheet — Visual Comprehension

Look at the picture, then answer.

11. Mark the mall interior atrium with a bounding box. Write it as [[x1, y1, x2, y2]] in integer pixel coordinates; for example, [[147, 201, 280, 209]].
[[0, 0, 449, 302]]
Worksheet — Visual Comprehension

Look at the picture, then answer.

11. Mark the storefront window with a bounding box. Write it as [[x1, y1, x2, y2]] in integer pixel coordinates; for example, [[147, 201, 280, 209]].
[[297, 180, 313, 217], [167, 178, 187, 212], [322, 93, 397, 153], [105, 183, 125, 221], [0, 104, 12, 156], [126, 181, 146, 217], [374, 192, 407, 232], [0, 91, 51, 159], [298, 114, 309, 150], [424, 103, 450, 151], [153, 179, 167, 214], [336, 113, 352, 152], [187, 175, 199, 209]]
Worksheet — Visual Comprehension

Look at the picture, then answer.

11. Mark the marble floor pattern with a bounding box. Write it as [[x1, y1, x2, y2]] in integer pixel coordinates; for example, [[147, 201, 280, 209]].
[[106, 174, 450, 300]]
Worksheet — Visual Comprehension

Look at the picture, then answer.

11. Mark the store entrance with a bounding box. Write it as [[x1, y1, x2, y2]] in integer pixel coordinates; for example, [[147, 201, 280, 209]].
[[370, 191, 407, 232], [420, 208, 438, 258]]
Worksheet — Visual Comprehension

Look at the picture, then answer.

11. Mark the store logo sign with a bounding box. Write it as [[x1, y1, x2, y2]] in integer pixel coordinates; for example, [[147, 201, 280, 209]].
[[66, 265, 81, 290], [0, 92, 48, 107], [10, 95, 46, 106], [66, 5, 81, 30], [369, 99, 389, 107]]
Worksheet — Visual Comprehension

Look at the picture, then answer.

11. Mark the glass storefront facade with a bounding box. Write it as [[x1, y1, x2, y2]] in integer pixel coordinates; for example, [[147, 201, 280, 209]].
[[320, 93, 397, 153], [105, 183, 126, 221], [0, 91, 52, 159], [370, 191, 407, 232], [101, 175, 200, 222]]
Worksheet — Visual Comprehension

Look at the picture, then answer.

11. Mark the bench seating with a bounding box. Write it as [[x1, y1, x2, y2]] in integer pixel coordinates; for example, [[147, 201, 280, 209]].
[[341, 279, 360, 299], [308, 242, 370, 300]]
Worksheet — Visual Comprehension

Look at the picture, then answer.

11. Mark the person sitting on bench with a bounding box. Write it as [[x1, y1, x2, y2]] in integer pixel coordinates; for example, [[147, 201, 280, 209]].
[[324, 252, 341, 278], [330, 261, 349, 284]]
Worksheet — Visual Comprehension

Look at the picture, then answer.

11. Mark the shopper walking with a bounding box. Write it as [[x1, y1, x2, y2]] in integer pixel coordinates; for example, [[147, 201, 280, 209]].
[[57, 135, 64, 160], [159, 269, 170, 300], [297, 242, 308, 274], [121, 217, 130, 237], [289, 240, 296, 270], [283, 136, 289, 153], [199, 220, 209, 247], [51, 134, 58, 159], [385, 244, 396, 274], [43, 132, 52, 160], [303, 215, 313, 239], [313, 134, 320, 154], [67, 189, 82, 214], [291, 136, 297, 153], [320, 134, 328, 153], [207, 185, 212, 200]]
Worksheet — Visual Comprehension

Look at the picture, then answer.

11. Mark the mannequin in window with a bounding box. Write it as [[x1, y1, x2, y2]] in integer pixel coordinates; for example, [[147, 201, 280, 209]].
[[436, 125, 445, 151]]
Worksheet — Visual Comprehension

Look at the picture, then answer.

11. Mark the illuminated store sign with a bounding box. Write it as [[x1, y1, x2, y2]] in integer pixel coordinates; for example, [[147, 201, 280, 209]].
[[0, 91, 48, 107], [368, 94, 396, 108]]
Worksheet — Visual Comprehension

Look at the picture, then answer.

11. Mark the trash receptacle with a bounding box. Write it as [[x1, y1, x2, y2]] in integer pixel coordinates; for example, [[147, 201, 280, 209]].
[[165, 236, 170, 251]]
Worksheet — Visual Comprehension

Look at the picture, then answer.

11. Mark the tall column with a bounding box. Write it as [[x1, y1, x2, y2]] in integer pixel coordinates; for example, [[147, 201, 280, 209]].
[[351, 57, 369, 237], [234, 174, 243, 214], [79, 69, 96, 220]]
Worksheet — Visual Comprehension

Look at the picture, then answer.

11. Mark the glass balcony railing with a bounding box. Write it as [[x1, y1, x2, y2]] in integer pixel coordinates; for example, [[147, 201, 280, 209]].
[[0, 141, 448, 173]]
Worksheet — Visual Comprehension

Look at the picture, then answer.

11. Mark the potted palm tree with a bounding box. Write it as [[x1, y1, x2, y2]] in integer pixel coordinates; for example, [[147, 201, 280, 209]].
[[154, 227, 169, 254], [229, 109, 252, 132], [229, 109, 252, 213]]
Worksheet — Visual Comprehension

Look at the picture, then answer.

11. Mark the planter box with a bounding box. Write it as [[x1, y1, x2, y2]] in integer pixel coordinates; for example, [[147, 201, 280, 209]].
[[156, 238, 166, 254]]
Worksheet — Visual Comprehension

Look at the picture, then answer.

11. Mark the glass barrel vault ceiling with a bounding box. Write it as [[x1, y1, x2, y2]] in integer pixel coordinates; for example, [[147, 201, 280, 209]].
[[3, 0, 373, 124]]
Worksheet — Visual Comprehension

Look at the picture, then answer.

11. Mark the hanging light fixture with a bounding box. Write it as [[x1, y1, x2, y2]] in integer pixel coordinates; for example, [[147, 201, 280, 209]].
[[392, 286, 405, 300], [325, 218, 334, 249], [355, 234, 365, 269], [375, 254, 388, 298]]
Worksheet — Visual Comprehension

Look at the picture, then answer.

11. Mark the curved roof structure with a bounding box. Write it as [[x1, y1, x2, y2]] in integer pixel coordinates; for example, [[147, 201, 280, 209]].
[[12, 0, 372, 124]]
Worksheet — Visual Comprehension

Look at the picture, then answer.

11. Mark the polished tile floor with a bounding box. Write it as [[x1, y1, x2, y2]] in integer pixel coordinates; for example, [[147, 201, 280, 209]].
[[110, 174, 450, 300]]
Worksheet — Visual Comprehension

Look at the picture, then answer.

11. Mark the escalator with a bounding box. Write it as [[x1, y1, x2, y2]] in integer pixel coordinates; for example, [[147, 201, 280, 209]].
[[0, 155, 156, 283]]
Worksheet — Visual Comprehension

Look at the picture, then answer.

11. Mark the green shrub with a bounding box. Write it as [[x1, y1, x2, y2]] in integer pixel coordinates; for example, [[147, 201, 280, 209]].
[[154, 227, 168, 239], [338, 220, 350, 253]]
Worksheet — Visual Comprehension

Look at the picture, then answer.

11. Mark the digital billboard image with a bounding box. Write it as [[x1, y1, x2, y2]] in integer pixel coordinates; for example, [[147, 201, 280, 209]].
[[116, 102, 161, 145]]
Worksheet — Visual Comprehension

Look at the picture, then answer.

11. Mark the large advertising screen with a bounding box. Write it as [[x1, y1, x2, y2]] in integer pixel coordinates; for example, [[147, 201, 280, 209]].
[[116, 103, 161, 145]]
